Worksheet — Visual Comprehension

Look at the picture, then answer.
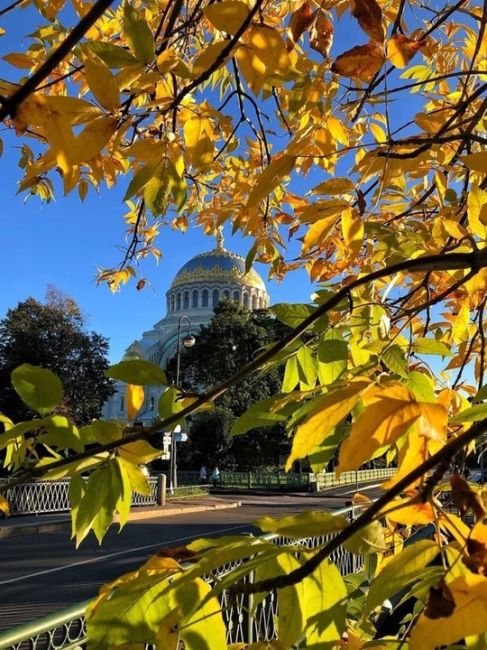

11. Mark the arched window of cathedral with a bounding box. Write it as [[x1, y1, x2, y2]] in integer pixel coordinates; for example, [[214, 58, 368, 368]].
[[202, 289, 209, 307], [150, 396, 155, 411], [252, 294, 257, 309], [183, 291, 189, 309], [233, 290, 240, 302], [192, 289, 199, 308], [171, 295, 175, 312], [177, 293, 181, 311], [212, 289, 219, 307], [243, 292, 249, 308], [120, 396, 124, 412], [259, 296, 265, 308], [223, 289, 230, 300]]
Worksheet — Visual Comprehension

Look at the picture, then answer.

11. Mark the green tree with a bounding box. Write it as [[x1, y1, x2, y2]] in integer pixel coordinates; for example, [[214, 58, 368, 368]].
[[170, 300, 291, 470], [0, 289, 113, 425]]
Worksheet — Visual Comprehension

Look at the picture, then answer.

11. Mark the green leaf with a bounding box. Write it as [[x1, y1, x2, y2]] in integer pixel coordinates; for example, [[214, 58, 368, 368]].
[[451, 403, 487, 423], [308, 423, 348, 473], [344, 521, 387, 555], [79, 419, 123, 445], [123, 2, 155, 64], [11, 364, 62, 416], [303, 557, 347, 646], [123, 160, 161, 201], [119, 456, 151, 495], [230, 395, 286, 436], [158, 387, 184, 428], [75, 463, 121, 545], [271, 302, 315, 328], [365, 540, 440, 615], [413, 337, 453, 356], [282, 355, 299, 393], [381, 344, 409, 378], [406, 371, 435, 402], [474, 384, 487, 403], [177, 578, 227, 650], [105, 359, 167, 386], [296, 345, 317, 389], [69, 473, 84, 540], [40, 415, 83, 452], [317, 329, 348, 384], [0, 419, 44, 450], [256, 510, 348, 537], [115, 457, 132, 527], [85, 40, 140, 68], [143, 169, 168, 216]]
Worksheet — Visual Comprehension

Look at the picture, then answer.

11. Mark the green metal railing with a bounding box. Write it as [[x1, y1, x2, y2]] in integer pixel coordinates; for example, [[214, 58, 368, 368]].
[[0, 506, 360, 650]]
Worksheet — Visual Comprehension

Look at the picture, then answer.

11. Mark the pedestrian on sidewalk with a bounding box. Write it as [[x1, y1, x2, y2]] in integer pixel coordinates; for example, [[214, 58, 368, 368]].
[[199, 465, 207, 484], [211, 466, 220, 488]]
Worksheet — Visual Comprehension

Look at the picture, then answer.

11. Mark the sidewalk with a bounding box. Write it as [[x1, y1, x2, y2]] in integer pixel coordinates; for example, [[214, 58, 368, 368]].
[[0, 497, 241, 540]]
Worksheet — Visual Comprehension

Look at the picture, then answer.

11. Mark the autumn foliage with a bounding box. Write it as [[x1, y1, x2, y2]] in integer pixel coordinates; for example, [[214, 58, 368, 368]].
[[0, 0, 487, 647]]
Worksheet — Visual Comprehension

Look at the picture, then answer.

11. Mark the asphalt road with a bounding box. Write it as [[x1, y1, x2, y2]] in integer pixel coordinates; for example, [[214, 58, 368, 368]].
[[0, 488, 376, 630]]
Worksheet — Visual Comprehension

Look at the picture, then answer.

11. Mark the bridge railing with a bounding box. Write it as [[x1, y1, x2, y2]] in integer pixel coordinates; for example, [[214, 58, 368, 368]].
[[0, 476, 159, 516], [0, 506, 360, 650]]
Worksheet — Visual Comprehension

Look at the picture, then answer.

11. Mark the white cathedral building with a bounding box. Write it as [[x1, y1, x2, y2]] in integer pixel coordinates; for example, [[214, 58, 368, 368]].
[[102, 234, 270, 423]]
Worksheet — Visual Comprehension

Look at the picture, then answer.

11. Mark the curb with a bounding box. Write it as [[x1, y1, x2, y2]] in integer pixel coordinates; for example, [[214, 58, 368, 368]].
[[0, 501, 242, 540]]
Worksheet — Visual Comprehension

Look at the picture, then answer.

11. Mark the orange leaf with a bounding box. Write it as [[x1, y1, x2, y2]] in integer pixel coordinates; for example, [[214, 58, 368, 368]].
[[309, 9, 334, 59], [387, 34, 423, 68], [331, 42, 385, 82], [289, 1, 315, 43], [351, 0, 384, 43]]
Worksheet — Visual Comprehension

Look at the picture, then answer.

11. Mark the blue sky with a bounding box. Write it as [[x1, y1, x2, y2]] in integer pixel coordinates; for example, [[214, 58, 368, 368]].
[[0, 2, 429, 363]]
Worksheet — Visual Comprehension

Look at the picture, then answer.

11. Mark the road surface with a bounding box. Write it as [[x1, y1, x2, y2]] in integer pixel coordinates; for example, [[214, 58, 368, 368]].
[[0, 488, 378, 629]]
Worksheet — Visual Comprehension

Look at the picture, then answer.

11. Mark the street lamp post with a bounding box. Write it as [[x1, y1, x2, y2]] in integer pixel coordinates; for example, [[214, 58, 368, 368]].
[[170, 315, 195, 493]]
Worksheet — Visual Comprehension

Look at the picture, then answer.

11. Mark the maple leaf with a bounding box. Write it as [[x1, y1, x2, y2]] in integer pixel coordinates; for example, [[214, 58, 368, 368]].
[[331, 42, 385, 82]]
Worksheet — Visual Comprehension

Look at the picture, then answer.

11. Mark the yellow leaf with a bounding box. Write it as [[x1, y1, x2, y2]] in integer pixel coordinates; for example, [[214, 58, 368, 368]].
[[468, 185, 487, 241], [301, 216, 337, 254], [285, 379, 371, 471], [119, 439, 161, 464], [370, 123, 387, 143], [83, 55, 120, 111], [245, 24, 291, 77], [341, 207, 364, 261], [311, 178, 355, 195], [0, 495, 10, 516], [451, 301, 471, 344], [410, 573, 487, 650], [3, 52, 33, 68], [247, 154, 295, 209], [125, 384, 144, 420], [235, 44, 266, 93], [191, 41, 230, 78], [462, 151, 487, 173], [338, 384, 447, 473], [331, 42, 385, 82], [203, 0, 250, 35], [387, 34, 423, 68], [383, 498, 435, 526], [183, 116, 214, 169], [156, 48, 179, 74]]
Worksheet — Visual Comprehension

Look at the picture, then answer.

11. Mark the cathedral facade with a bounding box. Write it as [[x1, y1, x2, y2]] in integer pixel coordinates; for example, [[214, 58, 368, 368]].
[[102, 237, 270, 423]]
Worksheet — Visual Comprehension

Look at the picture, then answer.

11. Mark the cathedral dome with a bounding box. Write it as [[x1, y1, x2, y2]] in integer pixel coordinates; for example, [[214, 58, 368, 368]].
[[171, 248, 266, 291], [166, 237, 269, 315]]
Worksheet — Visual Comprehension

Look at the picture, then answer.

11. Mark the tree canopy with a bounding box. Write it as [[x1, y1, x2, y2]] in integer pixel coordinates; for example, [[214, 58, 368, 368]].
[[0, 0, 487, 647], [172, 300, 291, 469], [0, 289, 113, 424]]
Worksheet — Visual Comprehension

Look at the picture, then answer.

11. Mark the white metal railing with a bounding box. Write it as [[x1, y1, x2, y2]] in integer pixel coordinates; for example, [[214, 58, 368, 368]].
[[0, 506, 359, 650], [0, 477, 159, 516]]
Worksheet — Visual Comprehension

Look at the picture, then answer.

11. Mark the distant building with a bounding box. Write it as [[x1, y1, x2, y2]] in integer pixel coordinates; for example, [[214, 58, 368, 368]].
[[102, 233, 270, 423]]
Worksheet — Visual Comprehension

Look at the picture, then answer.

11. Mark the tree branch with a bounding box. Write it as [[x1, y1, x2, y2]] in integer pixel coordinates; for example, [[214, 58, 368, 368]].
[[0, 0, 115, 121], [232, 417, 487, 595], [3, 248, 487, 491]]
